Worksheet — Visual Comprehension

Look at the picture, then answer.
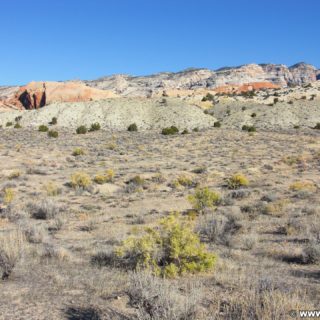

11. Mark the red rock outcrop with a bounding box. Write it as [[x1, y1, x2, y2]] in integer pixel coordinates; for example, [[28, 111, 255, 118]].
[[213, 82, 280, 94], [4, 81, 118, 110]]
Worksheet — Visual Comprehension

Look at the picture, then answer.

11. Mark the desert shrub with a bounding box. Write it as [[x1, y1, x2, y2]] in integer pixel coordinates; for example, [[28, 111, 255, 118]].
[[3, 188, 14, 204], [242, 125, 256, 132], [181, 129, 189, 134], [38, 125, 49, 132], [76, 125, 87, 134], [6, 122, 13, 127], [192, 167, 207, 174], [313, 123, 320, 130], [224, 282, 311, 319], [177, 175, 193, 187], [152, 173, 166, 184], [197, 212, 243, 246], [116, 213, 216, 278], [91, 250, 118, 267], [127, 175, 145, 186], [161, 126, 179, 135], [172, 175, 194, 189], [197, 214, 230, 244], [28, 199, 61, 220], [248, 125, 256, 132], [15, 116, 22, 122], [72, 148, 85, 156], [0, 229, 24, 280], [20, 222, 46, 244], [188, 187, 221, 213], [202, 93, 215, 102], [262, 199, 289, 217], [44, 182, 62, 196], [8, 171, 21, 180], [282, 155, 305, 166], [70, 172, 92, 189], [242, 106, 247, 111], [251, 112, 257, 118], [50, 117, 58, 125], [89, 122, 101, 132], [302, 242, 320, 264], [289, 181, 317, 193], [274, 97, 279, 104], [41, 243, 69, 261], [47, 130, 58, 138], [14, 123, 22, 129], [127, 123, 138, 132], [192, 127, 199, 132], [106, 142, 117, 150], [128, 272, 203, 320], [293, 125, 300, 129], [226, 174, 249, 189], [214, 121, 221, 128], [94, 169, 115, 184], [239, 233, 258, 250]]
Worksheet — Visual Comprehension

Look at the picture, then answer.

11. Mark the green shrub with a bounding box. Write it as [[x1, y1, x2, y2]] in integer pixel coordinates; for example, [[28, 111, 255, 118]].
[[128, 123, 138, 132], [72, 148, 85, 156], [76, 125, 87, 134], [188, 187, 221, 213], [6, 122, 13, 127], [161, 126, 179, 135], [242, 125, 256, 132], [201, 93, 215, 102], [47, 130, 58, 138], [214, 121, 221, 128], [38, 125, 49, 132], [226, 174, 249, 189], [14, 123, 22, 129], [115, 213, 216, 277], [89, 122, 101, 132], [50, 117, 57, 125]]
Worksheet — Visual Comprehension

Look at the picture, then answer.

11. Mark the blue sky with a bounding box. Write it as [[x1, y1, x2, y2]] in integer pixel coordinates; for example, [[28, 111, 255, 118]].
[[0, 0, 319, 85]]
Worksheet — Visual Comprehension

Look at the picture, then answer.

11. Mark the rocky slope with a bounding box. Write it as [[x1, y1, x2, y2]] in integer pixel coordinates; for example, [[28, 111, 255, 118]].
[[86, 62, 319, 97], [0, 98, 216, 130]]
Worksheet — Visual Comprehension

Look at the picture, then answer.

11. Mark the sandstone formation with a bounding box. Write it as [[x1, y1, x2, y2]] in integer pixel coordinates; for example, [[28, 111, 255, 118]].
[[1, 81, 117, 110], [86, 62, 319, 97], [213, 82, 280, 94], [0, 62, 318, 111]]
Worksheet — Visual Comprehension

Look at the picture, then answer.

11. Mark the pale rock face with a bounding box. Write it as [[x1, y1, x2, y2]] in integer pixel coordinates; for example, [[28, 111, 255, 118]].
[[86, 63, 319, 97]]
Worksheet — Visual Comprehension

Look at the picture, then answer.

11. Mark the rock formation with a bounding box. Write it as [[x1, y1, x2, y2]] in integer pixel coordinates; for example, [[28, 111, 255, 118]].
[[1, 81, 118, 110], [0, 62, 318, 110], [86, 63, 319, 97]]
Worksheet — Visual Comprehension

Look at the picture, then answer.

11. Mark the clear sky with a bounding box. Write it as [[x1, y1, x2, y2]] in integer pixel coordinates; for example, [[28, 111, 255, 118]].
[[0, 0, 319, 85]]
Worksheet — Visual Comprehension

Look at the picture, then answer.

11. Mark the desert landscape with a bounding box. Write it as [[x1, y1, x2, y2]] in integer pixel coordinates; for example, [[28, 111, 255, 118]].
[[0, 60, 319, 319]]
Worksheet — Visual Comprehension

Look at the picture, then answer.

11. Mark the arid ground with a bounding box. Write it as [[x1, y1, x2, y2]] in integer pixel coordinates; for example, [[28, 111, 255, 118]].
[[0, 126, 320, 319]]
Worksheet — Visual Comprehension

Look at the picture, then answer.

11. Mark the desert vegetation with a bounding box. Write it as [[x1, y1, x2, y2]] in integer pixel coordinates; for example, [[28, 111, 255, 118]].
[[0, 124, 319, 319]]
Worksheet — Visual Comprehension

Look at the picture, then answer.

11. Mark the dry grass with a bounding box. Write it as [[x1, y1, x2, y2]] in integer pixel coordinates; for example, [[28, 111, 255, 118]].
[[0, 127, 319, 318]]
